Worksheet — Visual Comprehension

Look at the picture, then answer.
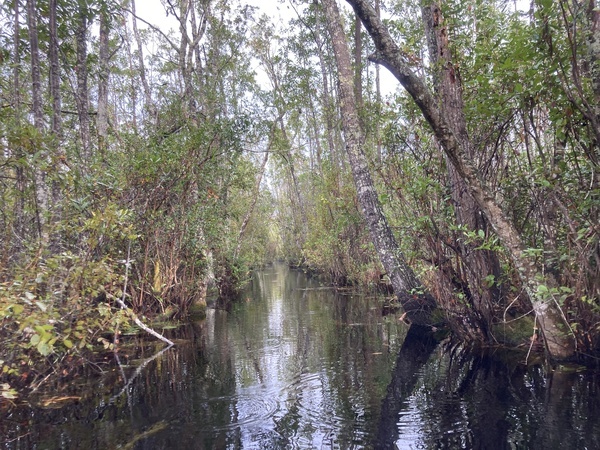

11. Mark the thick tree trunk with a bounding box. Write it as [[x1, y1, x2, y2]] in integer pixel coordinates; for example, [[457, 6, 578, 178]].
[[321, 0, 436, 326], [346, 0, 576, 360], [421, 0, 502, 339]]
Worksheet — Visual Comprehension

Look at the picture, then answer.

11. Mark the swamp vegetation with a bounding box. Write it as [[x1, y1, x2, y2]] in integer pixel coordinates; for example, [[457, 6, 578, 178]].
[[0, 0, 599, 406]]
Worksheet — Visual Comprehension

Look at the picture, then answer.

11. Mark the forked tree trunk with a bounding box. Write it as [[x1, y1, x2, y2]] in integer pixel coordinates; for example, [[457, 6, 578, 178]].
[[321, 0, 436, 326], [345, 0, 576, 361]]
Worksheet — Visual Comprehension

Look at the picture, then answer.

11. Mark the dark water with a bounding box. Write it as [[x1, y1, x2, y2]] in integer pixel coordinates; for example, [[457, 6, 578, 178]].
[[2, 264, 600, 449]]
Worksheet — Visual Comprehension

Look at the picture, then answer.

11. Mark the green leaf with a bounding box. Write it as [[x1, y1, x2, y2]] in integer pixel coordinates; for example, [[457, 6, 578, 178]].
[[30, 334, 40, 346], [37, 341, 52, 356], [11, 304, 24, 315], [63, 339, 73, 349]]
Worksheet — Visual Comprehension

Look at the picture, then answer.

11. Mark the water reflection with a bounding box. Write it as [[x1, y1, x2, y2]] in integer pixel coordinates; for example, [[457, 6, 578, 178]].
[[381, 341, 600, 450], [2, 264, 600, 449]]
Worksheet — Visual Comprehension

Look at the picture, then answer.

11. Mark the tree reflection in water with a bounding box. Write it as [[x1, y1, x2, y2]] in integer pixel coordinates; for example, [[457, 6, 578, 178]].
[[2, 265, 600, 449]]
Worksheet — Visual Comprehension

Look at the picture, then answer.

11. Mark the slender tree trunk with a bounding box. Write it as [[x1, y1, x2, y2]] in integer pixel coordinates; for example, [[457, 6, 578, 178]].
[[321, 0, 436, 326], [13, 0, 25, 244], [48, 0, 63, 247], [49, 0, 61, 139], [131, 0, 156, 123], [346, 0, 576, 360], [26, 0, 48, 240], [314, 30, 338, 170], [97, 9, 110, 154], [75, 8, 91, 161], [421, 0, 501, 338], [375, 0, 382, 162], [587, 0, 600, 131], [123, 24, 139, 133]]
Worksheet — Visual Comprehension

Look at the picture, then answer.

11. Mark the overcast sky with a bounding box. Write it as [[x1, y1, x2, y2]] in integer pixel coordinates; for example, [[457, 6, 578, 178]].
[[138, 0, 294, 33]]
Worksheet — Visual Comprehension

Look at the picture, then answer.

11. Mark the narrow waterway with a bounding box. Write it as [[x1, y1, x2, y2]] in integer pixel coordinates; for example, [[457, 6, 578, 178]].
[[3, 264, 600, 449]]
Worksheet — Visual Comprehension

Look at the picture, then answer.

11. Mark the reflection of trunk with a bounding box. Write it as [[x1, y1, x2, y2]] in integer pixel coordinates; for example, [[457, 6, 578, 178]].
[[322, 0, 436, 325], [421, 1, 501, 339], [346, 0, 575, 361], [376, 325, 438, 448], [442, 350, 521, 449]]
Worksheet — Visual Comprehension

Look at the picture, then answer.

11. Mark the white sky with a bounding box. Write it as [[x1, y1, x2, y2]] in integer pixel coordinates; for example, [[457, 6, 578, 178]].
[[138, 0, 293, 33], [137, 0, 399, 96]]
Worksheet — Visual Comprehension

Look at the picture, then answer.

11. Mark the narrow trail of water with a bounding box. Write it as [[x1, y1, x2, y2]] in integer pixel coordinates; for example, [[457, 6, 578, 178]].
[[2, 264, 600, 449]]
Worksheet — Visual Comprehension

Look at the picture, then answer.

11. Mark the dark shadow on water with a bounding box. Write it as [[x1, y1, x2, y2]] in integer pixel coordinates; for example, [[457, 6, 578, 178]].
[[376, 325, 440, 449], [377, 331, 600, 450]]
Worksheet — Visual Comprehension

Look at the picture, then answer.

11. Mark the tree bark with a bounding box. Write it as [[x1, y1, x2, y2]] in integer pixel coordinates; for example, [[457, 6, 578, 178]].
[[587, 0, 600, 106], [13, 0, 25, 244], [354, 13, 363, 113], [313, 29, 338, 169], [346, 0, 576, 360], [421, 0, 502, 338], [321, 0, 436, 326], [49, 0, 61, 139], [75, 7, 91, 161], [131, 0, 157, 123], [97, 8, 110, 154], [26, 0, 48, 240]]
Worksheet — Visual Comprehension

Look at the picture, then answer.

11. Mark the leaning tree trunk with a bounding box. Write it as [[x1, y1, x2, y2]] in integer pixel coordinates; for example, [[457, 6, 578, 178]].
[[345, 0, 576, 361], [321, 0, 436, 326]]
